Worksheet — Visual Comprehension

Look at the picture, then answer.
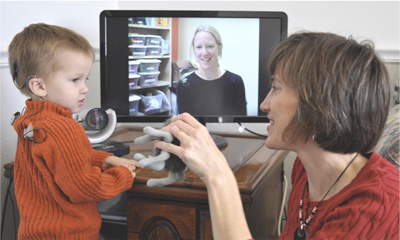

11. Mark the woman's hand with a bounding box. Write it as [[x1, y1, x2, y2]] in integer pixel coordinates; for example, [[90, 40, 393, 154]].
[[155, 113, 252, 239], [104, 155, 142, 177], [153, 113, 231, 184]]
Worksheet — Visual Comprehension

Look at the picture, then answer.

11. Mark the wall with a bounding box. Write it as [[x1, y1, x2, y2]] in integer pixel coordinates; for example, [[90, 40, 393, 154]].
[[1, 1, 399, 239], [119, 1, 399, 54]]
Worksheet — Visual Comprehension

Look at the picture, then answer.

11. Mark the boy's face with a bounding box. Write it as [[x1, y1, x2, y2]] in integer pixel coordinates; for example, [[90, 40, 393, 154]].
[[43, 51, 93, 114]]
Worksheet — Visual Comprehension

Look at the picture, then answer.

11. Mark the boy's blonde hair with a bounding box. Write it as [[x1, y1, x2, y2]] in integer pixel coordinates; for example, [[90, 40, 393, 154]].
[[8, 23, 95, 96]]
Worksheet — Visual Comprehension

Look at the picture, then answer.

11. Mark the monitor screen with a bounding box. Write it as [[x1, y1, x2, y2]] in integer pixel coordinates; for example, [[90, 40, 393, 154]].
[[100, 10, 287, 123]]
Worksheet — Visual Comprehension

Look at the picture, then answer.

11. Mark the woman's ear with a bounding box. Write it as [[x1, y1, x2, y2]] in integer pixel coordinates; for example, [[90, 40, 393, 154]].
[[27, 77, 47, 97]]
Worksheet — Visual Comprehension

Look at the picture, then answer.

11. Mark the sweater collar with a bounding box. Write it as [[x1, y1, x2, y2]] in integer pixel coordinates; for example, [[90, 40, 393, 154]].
[[13, 99, 73, 133], [23, 99, 73, 118]]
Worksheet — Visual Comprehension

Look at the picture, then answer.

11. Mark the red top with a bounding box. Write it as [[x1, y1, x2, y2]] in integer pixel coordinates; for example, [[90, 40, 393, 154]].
[[14, 100, 134, 240], [280, 152, 399, 239]]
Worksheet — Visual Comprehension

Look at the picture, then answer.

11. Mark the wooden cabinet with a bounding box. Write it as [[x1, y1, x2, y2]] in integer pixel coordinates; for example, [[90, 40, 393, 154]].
[[127, 198, 198, 240], [109, 127, 287, 240]]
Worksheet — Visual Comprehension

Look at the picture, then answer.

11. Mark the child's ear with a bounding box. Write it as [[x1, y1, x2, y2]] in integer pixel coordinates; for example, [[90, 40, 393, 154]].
[[28, 77, 47, 97]]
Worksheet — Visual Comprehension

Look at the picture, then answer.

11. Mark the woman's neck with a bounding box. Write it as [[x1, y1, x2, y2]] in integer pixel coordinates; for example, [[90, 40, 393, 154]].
[[296, 147, 367, 201], [196, 67, 223, 80]]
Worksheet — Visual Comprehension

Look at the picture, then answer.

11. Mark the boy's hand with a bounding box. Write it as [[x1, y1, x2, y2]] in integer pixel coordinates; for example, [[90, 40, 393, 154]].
[[104, 155, 143, 177]]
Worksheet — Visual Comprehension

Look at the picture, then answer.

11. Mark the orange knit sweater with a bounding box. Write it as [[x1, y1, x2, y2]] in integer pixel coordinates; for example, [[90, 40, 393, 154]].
[[13, 100, 134, 239]]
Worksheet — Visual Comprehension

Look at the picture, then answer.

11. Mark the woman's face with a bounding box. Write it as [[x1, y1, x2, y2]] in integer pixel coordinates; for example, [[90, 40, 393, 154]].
[[193, 31, 221, 71], [260, 72, 299, 150]]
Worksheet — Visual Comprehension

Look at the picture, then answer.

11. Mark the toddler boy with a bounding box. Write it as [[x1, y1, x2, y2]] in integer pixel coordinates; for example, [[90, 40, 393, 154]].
[[9, 23, 140, 239]]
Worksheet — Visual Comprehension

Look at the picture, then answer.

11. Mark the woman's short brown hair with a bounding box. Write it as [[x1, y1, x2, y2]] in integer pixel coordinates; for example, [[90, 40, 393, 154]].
[[269, 32, 391, 154], [8, 23, 94, 96]]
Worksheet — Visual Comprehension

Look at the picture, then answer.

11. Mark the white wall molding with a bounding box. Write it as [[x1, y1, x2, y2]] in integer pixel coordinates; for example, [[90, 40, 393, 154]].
[[377, 49, 400, 63]]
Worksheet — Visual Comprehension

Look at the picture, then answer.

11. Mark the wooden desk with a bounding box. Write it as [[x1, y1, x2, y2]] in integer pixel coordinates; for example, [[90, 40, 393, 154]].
[[109, 127, 288, 240]]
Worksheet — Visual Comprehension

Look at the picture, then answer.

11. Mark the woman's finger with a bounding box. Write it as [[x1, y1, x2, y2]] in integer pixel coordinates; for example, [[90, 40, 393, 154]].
[[161, 119, 195, 141], [171, 113, 204, 129], [154, 139, 183, 159]]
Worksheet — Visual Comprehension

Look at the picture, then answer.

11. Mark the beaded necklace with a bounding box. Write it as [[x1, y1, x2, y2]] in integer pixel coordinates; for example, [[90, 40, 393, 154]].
[[294, 153, 359, 240]]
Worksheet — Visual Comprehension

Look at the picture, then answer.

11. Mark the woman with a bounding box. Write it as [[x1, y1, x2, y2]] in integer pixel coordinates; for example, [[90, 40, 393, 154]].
[[176, 25, 247, 116], [156, 32, 399, 239]]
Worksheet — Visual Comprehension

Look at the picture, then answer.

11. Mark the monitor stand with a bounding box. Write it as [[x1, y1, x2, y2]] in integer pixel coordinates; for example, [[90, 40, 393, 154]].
[[211, 133, 228, 149], [195, 117, 228, 149]]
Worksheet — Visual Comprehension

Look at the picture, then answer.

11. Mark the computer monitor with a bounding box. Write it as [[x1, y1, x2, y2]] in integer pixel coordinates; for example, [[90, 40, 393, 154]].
[[99, 10, 288, 125]]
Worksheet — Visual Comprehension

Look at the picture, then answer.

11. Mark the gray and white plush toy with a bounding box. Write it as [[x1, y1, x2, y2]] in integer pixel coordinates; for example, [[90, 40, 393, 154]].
[[133, 120, 187, 187]]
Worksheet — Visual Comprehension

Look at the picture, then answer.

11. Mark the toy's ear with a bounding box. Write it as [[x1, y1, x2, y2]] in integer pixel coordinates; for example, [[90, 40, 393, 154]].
[[134, 127, 174, 145], [134, 135, 153, 145], [133, 153, 146, 161], [143, 126, 174, 143]]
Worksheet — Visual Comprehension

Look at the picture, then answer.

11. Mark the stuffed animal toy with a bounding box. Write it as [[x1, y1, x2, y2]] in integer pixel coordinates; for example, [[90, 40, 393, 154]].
[[133, 119, 187, 187]]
